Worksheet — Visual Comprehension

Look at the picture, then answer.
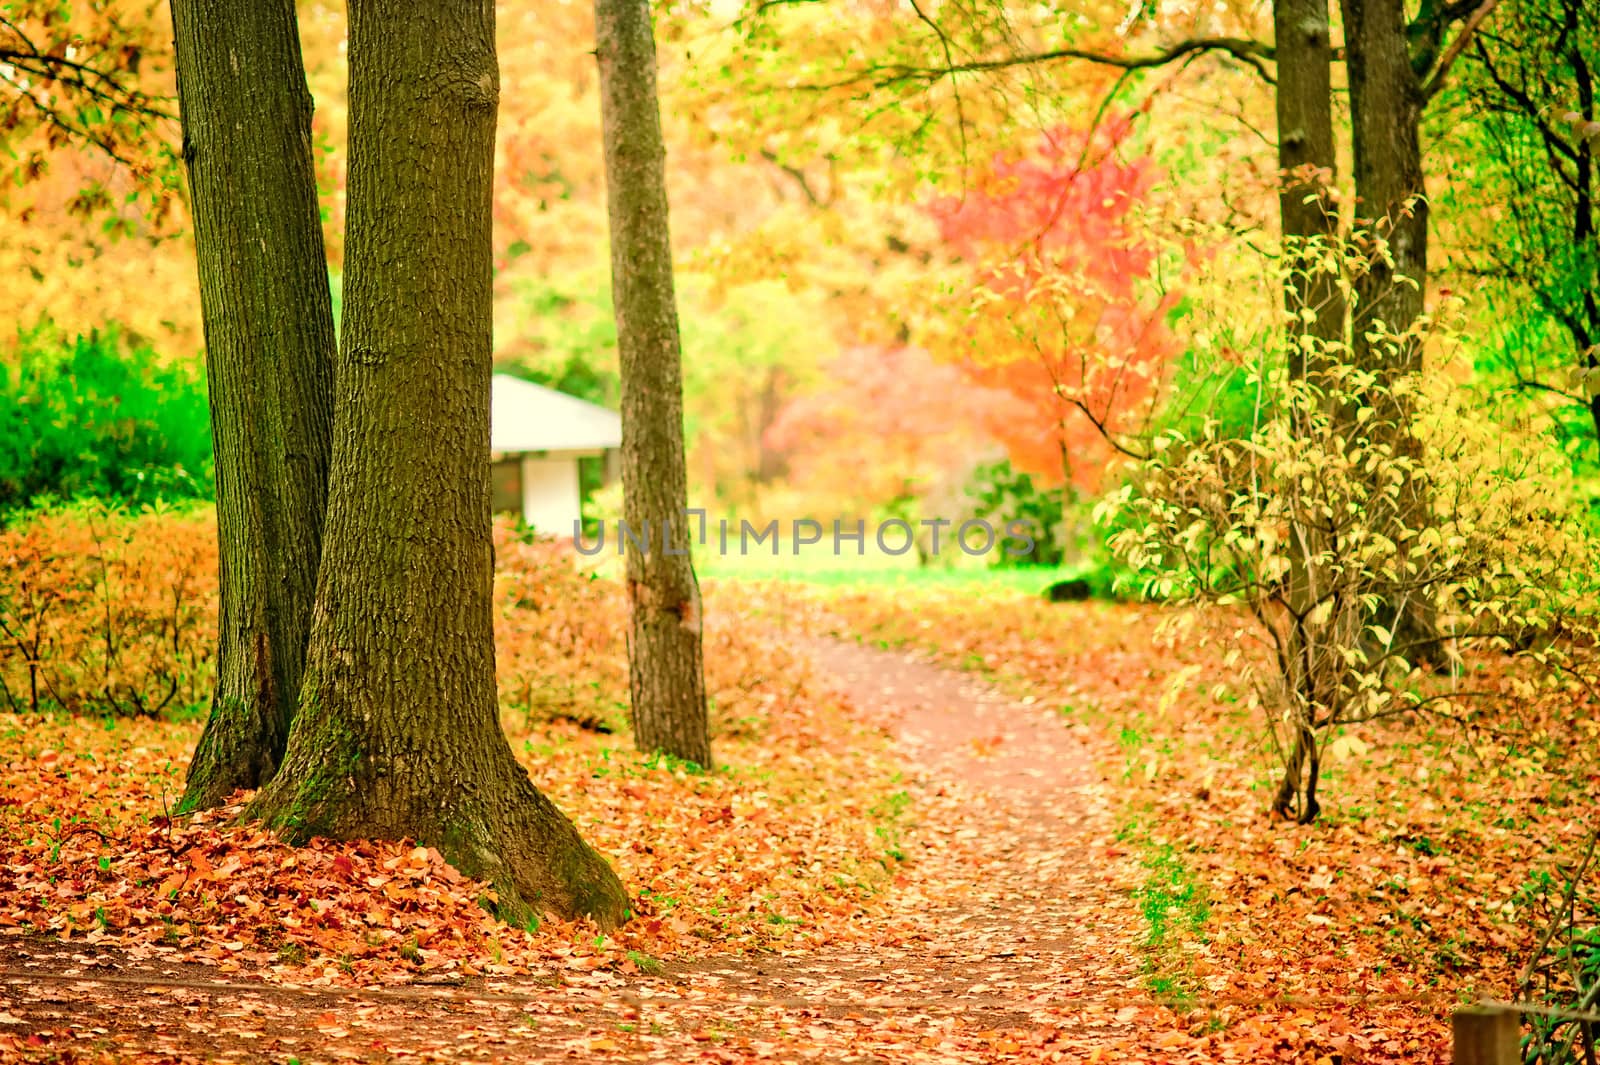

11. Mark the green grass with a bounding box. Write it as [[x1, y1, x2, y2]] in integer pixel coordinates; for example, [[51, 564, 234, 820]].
[[869, 788, 913, 865], [697, 546, 1073, 594], [573, 519, 1108, 596], [1118, 816, 1211, 1003]]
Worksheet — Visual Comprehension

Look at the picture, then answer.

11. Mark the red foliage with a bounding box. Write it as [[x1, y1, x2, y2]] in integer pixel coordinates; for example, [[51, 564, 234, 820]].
[[925, 118, 1185, 490]]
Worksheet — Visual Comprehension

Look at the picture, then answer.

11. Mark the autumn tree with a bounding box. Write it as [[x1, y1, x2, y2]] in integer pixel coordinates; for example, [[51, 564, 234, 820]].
[[917, 121, 1182, 492], [167, 0, 336, 812], [167, 0, 633, 926], [0, 3, 178, 226], [596, 0, 711, 768]]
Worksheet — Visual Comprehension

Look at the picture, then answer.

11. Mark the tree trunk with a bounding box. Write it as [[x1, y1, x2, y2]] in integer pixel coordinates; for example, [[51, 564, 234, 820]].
[[1275, 0, 1344, 372], [1342, 0, 1443, 665], [595, 0, 712, 768], [1342, 0, 1428, 377], [169, 0, 335, 812], [247, 0, 629, 928], [1275, 0, 1344, 658]]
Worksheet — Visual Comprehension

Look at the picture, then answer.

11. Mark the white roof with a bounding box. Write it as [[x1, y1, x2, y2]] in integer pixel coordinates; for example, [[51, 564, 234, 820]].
[[491, 373, 622, 454]]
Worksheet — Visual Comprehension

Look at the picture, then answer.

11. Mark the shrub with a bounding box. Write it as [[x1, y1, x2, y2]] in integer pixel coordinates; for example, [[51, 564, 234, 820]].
[[0, 500, 216, 717], [963, 458, 1065, 567], [0, 323, 212, 518], [1, 507, 800, 742], [1109, 347, 1600, 822]]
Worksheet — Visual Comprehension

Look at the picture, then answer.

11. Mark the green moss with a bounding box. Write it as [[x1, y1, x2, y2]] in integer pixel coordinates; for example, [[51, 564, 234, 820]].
[[250, 695, 361, 841], [553, 839, 629, 927]]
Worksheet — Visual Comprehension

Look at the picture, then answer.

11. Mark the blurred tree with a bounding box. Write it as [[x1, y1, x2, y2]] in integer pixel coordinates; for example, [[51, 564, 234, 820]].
[[765, 343, 1011, 516], [597, 0, 711, 768], [1272, 0, 1342, 370]]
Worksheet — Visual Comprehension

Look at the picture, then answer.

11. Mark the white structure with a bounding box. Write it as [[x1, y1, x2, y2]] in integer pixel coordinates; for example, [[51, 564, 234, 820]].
[[490, 374, 621, 536]]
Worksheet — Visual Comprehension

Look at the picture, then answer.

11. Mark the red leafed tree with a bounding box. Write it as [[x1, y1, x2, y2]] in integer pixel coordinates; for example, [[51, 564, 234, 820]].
[[924, 117, 1185, 491]]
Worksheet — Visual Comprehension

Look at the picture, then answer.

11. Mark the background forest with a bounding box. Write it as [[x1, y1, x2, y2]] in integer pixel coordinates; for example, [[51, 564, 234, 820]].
[[5, 0, 1598, 552]]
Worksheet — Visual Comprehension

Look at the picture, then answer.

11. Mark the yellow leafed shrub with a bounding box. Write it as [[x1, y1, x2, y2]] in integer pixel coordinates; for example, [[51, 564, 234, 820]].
[[1, 504, 799, 740], [0, 502, 215, 716]]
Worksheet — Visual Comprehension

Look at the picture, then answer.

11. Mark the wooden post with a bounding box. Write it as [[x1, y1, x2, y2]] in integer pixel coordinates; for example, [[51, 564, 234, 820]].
[[1453, 1004, 1520, 1065]]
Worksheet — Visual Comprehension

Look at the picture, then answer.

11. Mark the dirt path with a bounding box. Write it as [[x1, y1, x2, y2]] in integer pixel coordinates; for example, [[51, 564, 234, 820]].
[[1, 639, 1154, 1063], [669, 640, 1149, 1036]]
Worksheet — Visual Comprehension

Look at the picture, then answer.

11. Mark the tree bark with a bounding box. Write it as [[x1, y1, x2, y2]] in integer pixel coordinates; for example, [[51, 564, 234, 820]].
[[1275, 0, 1345, 369], [1342, 0, 1428, 376], [595, 0, 712, 768], [247, 0, 629, 928], [1342, 0, 1444, 665], [1275, 0, 1344, 686], [169, 0, 335, 812]]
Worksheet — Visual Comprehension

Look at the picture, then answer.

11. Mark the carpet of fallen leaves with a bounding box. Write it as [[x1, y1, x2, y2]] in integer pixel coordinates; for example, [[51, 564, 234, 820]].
[[720, 579, 1600, 1061], [3, 539, 1592, 1062]]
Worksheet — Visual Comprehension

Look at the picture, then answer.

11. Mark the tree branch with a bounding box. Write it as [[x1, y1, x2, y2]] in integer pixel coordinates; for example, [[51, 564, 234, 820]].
[[795, 36, 1276, 94], [1420, 0, 1501, 100]]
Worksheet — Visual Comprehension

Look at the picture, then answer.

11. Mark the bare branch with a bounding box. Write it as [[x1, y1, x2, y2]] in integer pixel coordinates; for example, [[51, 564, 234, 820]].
[[1420, 0, 1501, 100], [793, 36, 1275, 94]]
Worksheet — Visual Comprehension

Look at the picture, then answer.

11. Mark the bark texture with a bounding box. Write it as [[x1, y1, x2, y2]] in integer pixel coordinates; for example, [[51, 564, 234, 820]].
[[248, 0, 629, 928], [1342, 0, 1429, 375], [1343, 0, 1445, 666], [595, 0, 711, 768], [1274, 0, 1345, 366], [169, 0, 335, 812]]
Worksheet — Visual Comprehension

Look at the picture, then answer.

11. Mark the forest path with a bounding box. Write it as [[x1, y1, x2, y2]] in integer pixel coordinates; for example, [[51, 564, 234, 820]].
[[663, 636, 1153, 1057], [0, 638, 1160, 1064]]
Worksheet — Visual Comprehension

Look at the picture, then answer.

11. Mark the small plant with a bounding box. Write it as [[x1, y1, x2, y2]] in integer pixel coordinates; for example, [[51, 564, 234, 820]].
[[1111, 341, 1600, 821], [869, 789, 913, 865], [1124, 827, 1210, 1002], [640, 749, 706, 776], [1516, 828, 1600, 1064], [626, 949, 664, 975]]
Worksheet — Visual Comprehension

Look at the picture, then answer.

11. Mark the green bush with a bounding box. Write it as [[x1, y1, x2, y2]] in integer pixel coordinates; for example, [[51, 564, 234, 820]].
[[0, 324, 212, 517], [963, 458, 1065, 567]]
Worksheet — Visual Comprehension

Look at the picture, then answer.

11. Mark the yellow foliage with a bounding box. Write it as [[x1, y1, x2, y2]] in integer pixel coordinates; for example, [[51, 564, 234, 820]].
[[0, 507, 798, 740]]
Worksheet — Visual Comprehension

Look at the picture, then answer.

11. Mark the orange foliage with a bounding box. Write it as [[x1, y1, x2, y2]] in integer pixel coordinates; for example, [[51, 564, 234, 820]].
[[0, 505, 214, 717], [919, 119, 1186, 490], [0, 508, 839, 744]]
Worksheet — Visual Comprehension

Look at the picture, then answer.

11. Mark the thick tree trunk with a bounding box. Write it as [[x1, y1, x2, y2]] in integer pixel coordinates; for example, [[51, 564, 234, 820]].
[[595, 0, 711, 768], [169, 0, 335, 812], [1275, 0, 1344, 371], [1342, 0, 1428, 376], [247, 0, 629, 928], [1342, 0, 1443, 665]]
